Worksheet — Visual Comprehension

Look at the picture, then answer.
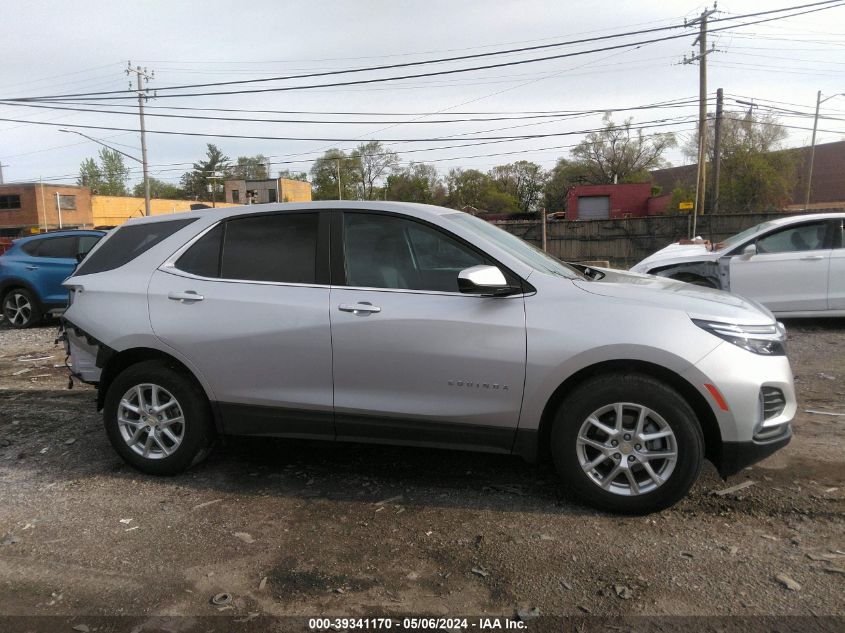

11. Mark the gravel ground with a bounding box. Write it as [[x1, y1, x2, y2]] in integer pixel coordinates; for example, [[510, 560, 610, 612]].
[[0, 317, 843, 631]]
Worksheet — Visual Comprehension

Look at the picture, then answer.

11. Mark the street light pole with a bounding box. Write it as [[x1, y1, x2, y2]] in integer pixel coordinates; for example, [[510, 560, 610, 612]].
[[803, 91, 845, 210]]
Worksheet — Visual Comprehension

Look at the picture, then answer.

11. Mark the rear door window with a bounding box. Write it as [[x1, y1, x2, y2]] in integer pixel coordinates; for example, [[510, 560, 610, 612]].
[[220, 213, 318, 284], [75, 219, 196, 275], [34, 236, 79, 259], [175, 224, 224, 278]]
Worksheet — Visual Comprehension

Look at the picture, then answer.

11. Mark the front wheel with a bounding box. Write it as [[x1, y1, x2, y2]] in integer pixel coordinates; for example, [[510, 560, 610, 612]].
[[551, 373, 704, 514], [103, 360, 214, 475]]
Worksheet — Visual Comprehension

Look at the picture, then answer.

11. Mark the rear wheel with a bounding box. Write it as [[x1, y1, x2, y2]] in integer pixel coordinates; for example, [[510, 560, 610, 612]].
[[551, 373, 704, 514], [103, 360, 214, 475], [2, 288, 42, 328]]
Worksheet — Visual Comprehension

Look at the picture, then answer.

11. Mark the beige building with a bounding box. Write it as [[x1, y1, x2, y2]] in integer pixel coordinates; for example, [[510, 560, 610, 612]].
[[224, 177, 312, 205], [0, 183, 239, 236]]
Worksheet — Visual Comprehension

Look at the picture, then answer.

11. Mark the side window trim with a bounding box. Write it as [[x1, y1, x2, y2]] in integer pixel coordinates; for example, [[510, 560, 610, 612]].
[[335, 209, 527, 294]]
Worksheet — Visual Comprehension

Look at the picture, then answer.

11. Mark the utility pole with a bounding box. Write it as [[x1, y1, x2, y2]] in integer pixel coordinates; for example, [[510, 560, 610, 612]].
[[683, 4, 717, 237], [127, 62, 154, 216], [712, 88, 724, 214], [0, 162, 6, 184], [805, 91, 845, 211]]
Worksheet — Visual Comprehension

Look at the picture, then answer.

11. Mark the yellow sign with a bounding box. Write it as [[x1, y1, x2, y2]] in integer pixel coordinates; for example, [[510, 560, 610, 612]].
[[679, 201, 694, 210]]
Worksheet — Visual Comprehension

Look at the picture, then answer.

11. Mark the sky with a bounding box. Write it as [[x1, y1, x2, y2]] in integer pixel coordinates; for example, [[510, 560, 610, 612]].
[[1, 0, 844, 191]]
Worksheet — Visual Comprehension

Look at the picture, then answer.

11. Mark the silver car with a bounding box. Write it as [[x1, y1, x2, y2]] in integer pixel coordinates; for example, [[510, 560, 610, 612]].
[[61, 202, 796, 513]]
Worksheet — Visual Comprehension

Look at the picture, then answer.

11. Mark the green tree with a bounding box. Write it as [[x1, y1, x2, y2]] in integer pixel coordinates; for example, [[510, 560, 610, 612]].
[[77, 157, 103, 192], [543, 158, 592, 212], [278, 170, 309, 181], [132, 177, 184, 199], [488, 160, 547, 214], [572, 114, 676, 184], [386, 163, 441, 203], [351, 141, 399, 200], [445, 168, 518, 213], [684, 112, 796, 212], [310, 149, 360, 200], [180, 144, 231, 201], [229, 155, 269, 180], [77, 149, 130, 195]]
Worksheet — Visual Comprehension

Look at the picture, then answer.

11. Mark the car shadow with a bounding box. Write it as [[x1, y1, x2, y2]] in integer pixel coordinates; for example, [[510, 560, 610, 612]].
[[1, 387, 613, 517]]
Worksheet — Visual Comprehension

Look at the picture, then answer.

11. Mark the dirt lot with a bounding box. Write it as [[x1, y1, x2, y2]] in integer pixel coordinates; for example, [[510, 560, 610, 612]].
[[0, 317, 843, 631]]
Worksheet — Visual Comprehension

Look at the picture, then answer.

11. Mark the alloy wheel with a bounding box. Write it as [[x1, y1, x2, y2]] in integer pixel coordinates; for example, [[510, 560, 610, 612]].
[[3, 291, 32, 326], [117, 383, 185, 460], [576, 402, 678, 496]]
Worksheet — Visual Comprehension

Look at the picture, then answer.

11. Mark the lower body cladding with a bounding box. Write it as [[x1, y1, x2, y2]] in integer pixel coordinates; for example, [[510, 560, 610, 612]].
[[682, 340, 796, 477]]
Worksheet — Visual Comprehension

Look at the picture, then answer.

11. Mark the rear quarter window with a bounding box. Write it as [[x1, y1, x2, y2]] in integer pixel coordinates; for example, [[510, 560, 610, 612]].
[[75, 219, 197, 275]]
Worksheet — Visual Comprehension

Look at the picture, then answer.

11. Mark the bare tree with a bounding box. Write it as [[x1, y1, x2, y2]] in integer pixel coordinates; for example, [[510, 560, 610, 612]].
[[572, 114, 676, 184], [352, 141, 399, 200]]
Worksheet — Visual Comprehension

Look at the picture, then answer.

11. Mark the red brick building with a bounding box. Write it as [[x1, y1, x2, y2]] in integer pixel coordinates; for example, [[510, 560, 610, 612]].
[[566, 183, 667, 220]]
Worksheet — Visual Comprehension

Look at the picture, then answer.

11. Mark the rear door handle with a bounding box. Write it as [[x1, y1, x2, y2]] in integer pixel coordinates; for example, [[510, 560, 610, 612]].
[[25, 265, 38, 270], [168, 290, 204, 303], [338, 303, 381, 314], [801, 255, 824, 261]]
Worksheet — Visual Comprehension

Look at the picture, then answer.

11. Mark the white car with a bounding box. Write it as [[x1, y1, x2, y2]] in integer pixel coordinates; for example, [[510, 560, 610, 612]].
[[630, 213, 845, 318]]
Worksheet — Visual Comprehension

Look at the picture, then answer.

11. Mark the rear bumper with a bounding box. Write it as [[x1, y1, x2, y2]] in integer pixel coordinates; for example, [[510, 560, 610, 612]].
[[715, 425, 792, 478]]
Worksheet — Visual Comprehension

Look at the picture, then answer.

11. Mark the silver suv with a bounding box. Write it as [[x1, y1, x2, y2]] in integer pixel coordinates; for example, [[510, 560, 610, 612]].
[[61, 202, 795, 513]]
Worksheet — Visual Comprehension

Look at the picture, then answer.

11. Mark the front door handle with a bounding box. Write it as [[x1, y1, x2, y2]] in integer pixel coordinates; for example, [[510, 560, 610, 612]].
[[338, 303, 381, 314], [801, 255, 824, 261], [25, 265, 38, 270], [168, 290, 204, 303]]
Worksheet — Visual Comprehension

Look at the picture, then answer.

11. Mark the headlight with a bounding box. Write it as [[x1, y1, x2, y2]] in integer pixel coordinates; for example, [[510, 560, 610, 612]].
[[692, 319, 787, 356]]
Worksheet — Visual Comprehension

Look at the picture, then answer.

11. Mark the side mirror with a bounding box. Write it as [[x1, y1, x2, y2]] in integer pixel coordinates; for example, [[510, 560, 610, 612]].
[[458, 265, 517, 296], [75, 253, 86, 264], [742, 244, 757, 259]]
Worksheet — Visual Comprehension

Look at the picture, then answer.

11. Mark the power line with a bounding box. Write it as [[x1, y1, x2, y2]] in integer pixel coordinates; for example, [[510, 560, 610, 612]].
[[0, 97, 703, 125], [5, 1, 843, 102]]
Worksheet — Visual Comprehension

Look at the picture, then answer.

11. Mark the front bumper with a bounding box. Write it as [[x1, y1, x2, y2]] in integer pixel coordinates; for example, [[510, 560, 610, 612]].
[[715, 425, 792, 478]]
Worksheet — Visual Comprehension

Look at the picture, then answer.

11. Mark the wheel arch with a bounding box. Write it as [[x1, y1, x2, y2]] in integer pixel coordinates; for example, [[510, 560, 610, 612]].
[[0, 278, 43, 307], [526, 359, 722, 466], [96, 347, 222, 435]]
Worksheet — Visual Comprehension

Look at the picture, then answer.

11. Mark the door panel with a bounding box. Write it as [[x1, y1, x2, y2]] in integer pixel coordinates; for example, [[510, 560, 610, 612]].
[[729, 221, 831, 313], [148, 271, 334, 435], [330, 288, 526, 449]]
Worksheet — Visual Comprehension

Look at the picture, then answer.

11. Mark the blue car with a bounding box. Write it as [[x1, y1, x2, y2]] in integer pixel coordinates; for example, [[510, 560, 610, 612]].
[[0, 229, 105, 328]]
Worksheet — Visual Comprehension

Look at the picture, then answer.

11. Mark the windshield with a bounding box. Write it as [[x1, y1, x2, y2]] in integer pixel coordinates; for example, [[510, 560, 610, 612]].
[[716, 221, 778, 252], [444, 212, 585, 279]]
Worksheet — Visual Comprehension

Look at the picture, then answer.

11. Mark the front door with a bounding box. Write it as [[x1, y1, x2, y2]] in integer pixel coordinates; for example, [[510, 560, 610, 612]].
[[330, 211, 527, 453], [148, 211, 334, 439], [729, 220, 831, 313]]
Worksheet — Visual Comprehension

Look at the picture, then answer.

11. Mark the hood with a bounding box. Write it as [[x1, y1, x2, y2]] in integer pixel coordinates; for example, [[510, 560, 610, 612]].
[[575, 268, 775, 325], [629, 241, 719, 273]]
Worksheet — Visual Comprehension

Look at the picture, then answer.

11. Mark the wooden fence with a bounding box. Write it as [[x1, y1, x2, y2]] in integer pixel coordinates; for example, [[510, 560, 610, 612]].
[[493, 212, 796, 268]]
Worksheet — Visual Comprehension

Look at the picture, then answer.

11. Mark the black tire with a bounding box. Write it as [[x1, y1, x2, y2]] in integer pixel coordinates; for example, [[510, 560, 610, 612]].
[[103, 360, 214, 475], [551, 373, 704, 514], [2, 287, 43, 329]]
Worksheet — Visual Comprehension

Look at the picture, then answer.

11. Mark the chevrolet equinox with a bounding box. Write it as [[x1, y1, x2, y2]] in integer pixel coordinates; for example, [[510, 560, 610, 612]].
[[60, 202, 795, 513]]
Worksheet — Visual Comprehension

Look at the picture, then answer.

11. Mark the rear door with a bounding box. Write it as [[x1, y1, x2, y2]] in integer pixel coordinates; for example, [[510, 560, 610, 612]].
[[28, 235, 80, 304], [729, 220, 831, 313], [148, 211, 335, 439], [329, 210, 527, 453]]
